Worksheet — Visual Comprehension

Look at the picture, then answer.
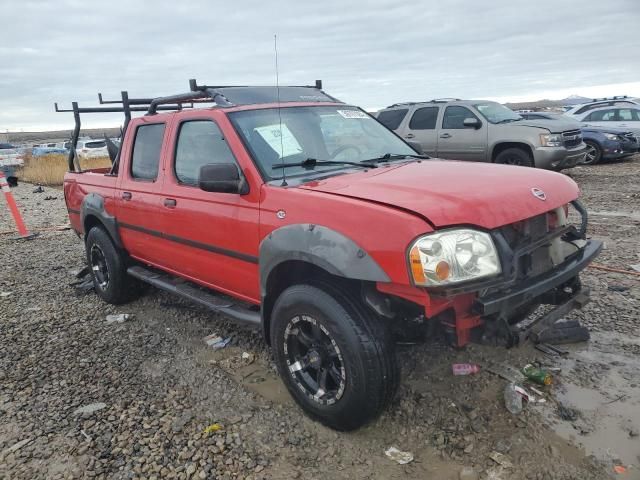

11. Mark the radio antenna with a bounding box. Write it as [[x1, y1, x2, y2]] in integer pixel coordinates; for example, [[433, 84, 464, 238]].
[[274, 34, 287, 187]]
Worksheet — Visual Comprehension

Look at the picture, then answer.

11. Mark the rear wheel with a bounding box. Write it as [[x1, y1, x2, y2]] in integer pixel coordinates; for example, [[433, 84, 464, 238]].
[[271, 283, 398, 431], [85, 227, 141, 304], [494, 147, 534, 167], [581, 140, 602, 165]]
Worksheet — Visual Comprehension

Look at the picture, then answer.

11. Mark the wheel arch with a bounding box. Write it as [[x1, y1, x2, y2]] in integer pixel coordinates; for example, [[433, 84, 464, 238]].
[[81, 193, 123, 248], [491, 141, 534, 162], [259, 224, 390, 343]]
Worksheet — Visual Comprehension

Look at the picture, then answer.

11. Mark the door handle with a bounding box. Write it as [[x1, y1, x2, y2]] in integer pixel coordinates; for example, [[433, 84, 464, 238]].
[[405, 133, 415, 139], [121, 191, 132, 200], [440, 133, 452, 139], [163, 198, 177, 208]]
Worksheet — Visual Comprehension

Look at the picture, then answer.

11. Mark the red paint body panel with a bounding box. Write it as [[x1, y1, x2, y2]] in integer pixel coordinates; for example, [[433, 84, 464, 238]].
[[299, 160, 579, 229]]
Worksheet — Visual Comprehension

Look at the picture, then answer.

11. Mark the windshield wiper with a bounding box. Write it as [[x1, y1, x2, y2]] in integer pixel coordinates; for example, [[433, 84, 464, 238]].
[[362, 153, 429, 164], [272, 157, 378, 171]]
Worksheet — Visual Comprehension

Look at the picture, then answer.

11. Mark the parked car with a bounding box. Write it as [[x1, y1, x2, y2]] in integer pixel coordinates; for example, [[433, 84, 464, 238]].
[[570, 106, 640, 137], [519, 112, 639, 165], [563, 96, 640, 117], [32, 143, 69, 156], [0, 143, 17, 149], [0, 148, 24, 185], [62, 79, 601, 430], [376, 99, 586, 170], [77, 139, 108, 159]]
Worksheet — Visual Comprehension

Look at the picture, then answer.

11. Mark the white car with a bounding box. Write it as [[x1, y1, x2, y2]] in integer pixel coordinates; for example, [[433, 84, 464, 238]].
[[573, 106, 640, 136], [0, 148, 24, 167], [77, 139, 108, 159], [564, 96, 640, 118]]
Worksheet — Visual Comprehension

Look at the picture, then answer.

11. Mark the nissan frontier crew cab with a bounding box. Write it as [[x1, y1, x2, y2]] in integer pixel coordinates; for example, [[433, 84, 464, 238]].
[[61, 80, 601, 431]]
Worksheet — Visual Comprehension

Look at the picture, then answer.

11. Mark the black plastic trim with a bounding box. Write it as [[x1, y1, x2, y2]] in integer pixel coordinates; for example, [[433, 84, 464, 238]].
[[475, 239, 602, 316]]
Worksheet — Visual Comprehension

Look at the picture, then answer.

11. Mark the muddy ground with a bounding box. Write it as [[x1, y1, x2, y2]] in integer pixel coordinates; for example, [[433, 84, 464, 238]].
[[1, 156, 638, 480]]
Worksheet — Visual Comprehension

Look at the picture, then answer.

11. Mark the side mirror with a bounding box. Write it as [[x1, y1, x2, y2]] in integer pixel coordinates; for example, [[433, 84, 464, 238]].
[[406, 141, 424, 154], [463, 117, 481, 129], [198, 163, 248, 194]]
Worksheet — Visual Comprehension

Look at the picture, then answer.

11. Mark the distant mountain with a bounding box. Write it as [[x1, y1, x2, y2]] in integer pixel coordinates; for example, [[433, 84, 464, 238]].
[[560, 95, 591, 105]]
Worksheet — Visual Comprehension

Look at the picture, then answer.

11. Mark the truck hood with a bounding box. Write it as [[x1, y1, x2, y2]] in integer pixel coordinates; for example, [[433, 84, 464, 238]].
[[509, 117, 581, 132], [299, 160, 579, 229]]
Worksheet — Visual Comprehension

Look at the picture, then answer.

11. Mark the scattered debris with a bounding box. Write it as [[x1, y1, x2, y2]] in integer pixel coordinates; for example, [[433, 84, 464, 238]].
[[80, 430, 92, 442], [604, 394, 627, 405], [535, 324, 590, 345], [43, 195, 57, 201], [503, 383, 523, 415], [608, 285, 630, 292], [32, 185, 44, 193], [630, 264, 640, 273], [384, 446, 414, 465], [534, 343, 568, 356], [70, 266, 94, 294], [73, 402, 107, 416], [0, 291, 12, 298], [486, 363, 526, 383], [241, 352, 255, 364], [202, 423, 223, 435], [106, 313, 133, 324], [458, 466, 479, 480], [588, 263, 640, 277], [522, 364, 552, 385], [613, 465, 627, 474], [488, 451, 513, 469], [204, 334, 232, 349], [452, 363, 480, 376], [2, 438, 33, 455]]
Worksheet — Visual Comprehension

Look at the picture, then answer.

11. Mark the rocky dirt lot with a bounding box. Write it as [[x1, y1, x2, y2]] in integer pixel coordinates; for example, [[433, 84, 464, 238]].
[[1, 156, 638, 480]]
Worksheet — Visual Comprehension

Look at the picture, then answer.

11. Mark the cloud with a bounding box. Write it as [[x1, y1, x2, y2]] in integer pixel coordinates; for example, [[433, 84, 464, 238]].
[[1, 0, 639, 130]]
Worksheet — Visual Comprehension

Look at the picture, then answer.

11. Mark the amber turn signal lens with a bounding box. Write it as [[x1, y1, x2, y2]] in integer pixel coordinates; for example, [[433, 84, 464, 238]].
[[409, 247, 426, 284], [435, 261, 450, 281]]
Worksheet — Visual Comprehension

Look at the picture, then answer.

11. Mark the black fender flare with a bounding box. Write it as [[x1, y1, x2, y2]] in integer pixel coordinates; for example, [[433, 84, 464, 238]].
[[259, 224, 390, 297], [81, 193, 123, 248]]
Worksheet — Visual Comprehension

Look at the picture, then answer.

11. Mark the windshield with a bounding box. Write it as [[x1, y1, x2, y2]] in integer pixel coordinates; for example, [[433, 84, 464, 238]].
[[229, 106, 416, 180], [474, 102, 522, 124]]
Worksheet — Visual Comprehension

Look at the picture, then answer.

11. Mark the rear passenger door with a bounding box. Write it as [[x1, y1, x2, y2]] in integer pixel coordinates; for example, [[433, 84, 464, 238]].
[[436, 106, 487, 161], [160, 116, 261, 302], [401, 106, 439, 156], [116, 121, 168, 267]]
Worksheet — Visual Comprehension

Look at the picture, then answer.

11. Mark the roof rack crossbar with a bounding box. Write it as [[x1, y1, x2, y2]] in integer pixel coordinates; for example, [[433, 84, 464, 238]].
[[98, 92, 194, 109], [55, 103, 186, 113], [146, 90, 213, 115]]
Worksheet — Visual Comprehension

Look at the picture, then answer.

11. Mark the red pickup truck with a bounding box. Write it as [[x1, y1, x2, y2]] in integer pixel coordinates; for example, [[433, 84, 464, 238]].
[[62, 80, 601, 430]]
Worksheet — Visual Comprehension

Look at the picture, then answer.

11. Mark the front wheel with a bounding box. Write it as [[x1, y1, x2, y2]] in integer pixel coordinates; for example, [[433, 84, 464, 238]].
[[494, 147, 534, 167], [270, 283, 398, 431], [581, 140, 602, 165]]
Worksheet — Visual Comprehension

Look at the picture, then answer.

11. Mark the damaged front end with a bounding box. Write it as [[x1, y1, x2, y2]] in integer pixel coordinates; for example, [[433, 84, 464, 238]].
[[376, 201, 602, 348]]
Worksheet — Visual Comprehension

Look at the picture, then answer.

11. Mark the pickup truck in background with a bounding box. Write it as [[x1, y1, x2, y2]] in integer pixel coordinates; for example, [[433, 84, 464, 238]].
[[62, 80, 601, 430], [376, 99, 587, 170]]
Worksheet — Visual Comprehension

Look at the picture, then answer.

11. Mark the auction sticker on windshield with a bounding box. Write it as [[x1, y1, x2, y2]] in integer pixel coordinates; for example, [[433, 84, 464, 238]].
[[337, 109, 369, 119], [254, 124, 303, 158]]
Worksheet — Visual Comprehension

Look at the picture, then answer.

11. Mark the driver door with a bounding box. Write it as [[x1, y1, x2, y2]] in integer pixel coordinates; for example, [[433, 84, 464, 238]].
[[436, 106, 487, 161], [159, 114, 261, 302]]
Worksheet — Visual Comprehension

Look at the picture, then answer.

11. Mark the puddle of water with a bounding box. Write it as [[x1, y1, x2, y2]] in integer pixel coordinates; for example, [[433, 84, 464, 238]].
[[542, 333, 640, 474]]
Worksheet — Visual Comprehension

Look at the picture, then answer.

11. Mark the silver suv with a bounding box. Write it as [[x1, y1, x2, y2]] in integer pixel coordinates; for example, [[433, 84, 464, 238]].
[[376, 99, 587, 170]]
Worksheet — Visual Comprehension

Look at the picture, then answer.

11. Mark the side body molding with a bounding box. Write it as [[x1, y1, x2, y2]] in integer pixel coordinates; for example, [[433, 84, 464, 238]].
[[259, 224, 390, 295], [81, 193, 123, 247]]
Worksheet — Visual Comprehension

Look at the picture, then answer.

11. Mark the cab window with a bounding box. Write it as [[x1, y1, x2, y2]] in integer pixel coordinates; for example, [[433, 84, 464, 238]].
[[131, 123, 165, 181], [409, 107, 439, 130], [174, 120, 237, 186], [442, 106, 480, 129]]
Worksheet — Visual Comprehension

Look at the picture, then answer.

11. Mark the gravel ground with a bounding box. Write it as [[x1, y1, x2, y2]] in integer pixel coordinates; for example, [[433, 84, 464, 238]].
[[0, 156, 638, 480]]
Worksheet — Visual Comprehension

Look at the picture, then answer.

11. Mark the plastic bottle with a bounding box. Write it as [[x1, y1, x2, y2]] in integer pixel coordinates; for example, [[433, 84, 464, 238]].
[[504, 383, 523, 414], [452, 363, 480, 376], [521, 364, 552, 385]]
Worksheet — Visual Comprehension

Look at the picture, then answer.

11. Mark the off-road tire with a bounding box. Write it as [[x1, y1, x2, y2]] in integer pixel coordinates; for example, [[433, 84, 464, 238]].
[[581, 140, 602, 165], [270, 282, 399, 431], [85, 227, 139, 305], [494, 148, 535, 168]]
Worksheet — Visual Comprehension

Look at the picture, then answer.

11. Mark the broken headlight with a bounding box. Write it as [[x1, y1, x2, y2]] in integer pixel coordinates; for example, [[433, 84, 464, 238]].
[[409, 229, 501, 286]]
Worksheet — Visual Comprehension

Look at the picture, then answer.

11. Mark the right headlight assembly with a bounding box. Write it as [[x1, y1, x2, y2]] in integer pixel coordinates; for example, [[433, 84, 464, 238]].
[[408, 229, 501, 287]]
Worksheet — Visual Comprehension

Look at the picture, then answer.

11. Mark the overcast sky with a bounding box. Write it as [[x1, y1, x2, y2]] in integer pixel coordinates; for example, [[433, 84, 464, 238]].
[[1, 0, 639, 131]]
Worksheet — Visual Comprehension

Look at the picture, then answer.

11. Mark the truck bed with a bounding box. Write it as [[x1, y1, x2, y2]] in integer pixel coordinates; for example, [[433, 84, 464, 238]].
[[64, 170, 117, 234]]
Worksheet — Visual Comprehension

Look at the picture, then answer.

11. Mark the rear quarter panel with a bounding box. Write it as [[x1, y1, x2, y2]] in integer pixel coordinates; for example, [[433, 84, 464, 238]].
[[64, 169, 117, 234]]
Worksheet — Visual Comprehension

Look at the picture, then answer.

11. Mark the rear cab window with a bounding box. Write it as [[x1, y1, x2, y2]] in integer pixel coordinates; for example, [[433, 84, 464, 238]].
[[85, 141, 106, 149], [174, 120, 237, 186], [377, 109, 408, 130], [131, 123, 165, 181]]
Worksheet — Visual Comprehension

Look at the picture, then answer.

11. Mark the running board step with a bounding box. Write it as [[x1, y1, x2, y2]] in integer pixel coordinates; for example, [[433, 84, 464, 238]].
[[127, 265, 261, 328]]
